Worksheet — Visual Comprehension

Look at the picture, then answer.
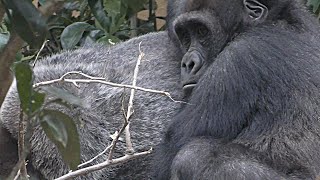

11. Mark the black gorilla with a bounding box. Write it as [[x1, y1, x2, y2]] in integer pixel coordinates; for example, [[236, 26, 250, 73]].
[[153, 0, 320, 179], [0, 32, 183, 179]]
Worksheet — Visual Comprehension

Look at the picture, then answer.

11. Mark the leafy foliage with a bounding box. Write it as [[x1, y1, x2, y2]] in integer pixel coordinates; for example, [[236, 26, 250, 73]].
[[40, 109, 81, 170], [2, 0, 48, 48], [14, 62, 45, 114], [14, 61, 81, 169], [308, 0, 320, 17], [46, 0, 155, 51], [60, 22, 95, 49]]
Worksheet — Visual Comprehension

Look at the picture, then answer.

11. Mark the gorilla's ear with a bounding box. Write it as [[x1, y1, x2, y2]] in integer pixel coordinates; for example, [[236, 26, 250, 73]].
[[243, 0, 268, 23]]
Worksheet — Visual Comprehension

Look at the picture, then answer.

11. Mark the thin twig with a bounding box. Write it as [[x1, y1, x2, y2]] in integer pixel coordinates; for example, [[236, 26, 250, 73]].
[[32, 71, 185, 103], [107, 42, 146, 159], [13, 170, 21, 180], [121, 89, 128, 119], [107, 122, 128, 160], [124, 42, 145, 154], [17, 109, 28, 179], [33, 40, 49, 67], [55, 149, 152, 180], [77, 144, 112, 168], [6, 160, 26, 180]]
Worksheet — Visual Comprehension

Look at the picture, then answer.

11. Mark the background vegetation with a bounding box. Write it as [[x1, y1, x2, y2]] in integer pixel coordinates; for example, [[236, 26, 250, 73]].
[[0, 0, 167, 56]]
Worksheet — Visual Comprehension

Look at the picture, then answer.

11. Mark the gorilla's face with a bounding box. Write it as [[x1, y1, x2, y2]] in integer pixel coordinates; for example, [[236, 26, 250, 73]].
[[172, 11, 227, 95], [168, 0, 269, 95]]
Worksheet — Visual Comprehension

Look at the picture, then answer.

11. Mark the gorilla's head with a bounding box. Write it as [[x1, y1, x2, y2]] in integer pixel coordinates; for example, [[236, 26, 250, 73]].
[[166, 0, 290, 95]]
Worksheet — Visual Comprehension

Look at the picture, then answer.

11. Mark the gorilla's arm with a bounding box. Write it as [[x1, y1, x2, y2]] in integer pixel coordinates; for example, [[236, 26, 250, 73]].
[[153, 26, 320, 179], [170, 138, 285, 180], [0, 32, 182, 179]]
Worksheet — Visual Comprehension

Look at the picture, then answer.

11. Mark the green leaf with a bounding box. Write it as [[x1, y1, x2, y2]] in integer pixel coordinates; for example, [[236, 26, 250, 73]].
[[88, 0, 111, 31], [109, 14, 126, 34], [103, 0, 122, 18], [32, 91, 46, 113], [97, 34, 120, 44], [14, 62, 33, 113], [40, 109, 80, 170], [123, 0, 148, 13], [82, 29, 105, 44], [42, 86, 90, 108], [14, 62, 45, 114], [0, 21, 9, 34], [2, 0, 48, 48], [308, 0, 320, 13], [103, 0, 127, 34], [61, 22, 95, 49], [41, 110, 68, 148]]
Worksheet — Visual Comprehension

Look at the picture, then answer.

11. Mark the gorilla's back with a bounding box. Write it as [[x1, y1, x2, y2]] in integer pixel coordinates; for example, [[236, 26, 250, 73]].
[[0, 31, 182, 179]]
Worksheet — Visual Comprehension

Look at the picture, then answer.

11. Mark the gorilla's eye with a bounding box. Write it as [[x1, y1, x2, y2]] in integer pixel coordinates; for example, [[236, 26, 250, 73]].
[[196, 26, 209, 38], [176, 28, 191, 50], [181, 33, 191, 48]]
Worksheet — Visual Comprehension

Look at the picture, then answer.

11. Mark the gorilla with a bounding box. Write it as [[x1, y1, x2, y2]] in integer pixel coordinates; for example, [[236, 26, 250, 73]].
[[153, 0, 320, 179], [0, 32, 183, 179]]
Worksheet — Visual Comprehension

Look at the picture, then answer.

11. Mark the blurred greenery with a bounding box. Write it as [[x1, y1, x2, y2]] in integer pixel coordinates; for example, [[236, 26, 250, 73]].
[[308, 0, 320, 16], [0, 0, 163, 56]]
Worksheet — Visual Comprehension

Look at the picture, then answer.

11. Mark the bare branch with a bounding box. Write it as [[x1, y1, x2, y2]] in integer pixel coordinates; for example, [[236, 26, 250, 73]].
[[8, 109, 30, 180], [125, 41, 145, 154], [107, 124, 127, 160], [34, 44, 187, 179], [13, 169, 21, 180], [33, 40, 49, 67], [77, 144, 112, 168], [55, 149, 152, 180], [32, 71, 184, 103]]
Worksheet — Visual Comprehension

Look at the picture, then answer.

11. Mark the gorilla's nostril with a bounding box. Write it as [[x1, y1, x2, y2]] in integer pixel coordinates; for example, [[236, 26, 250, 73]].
[[188, 61, 195, 70]]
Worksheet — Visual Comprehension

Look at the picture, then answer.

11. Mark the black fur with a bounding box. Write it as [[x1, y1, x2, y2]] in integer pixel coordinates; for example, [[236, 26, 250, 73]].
[[153, 0, 320, 179], [0, 32, 183, 179]]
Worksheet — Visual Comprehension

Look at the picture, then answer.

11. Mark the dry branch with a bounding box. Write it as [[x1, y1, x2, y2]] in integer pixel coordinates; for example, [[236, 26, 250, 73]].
[[32, 71, 182, 103], [55, 149, 152, 180]]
